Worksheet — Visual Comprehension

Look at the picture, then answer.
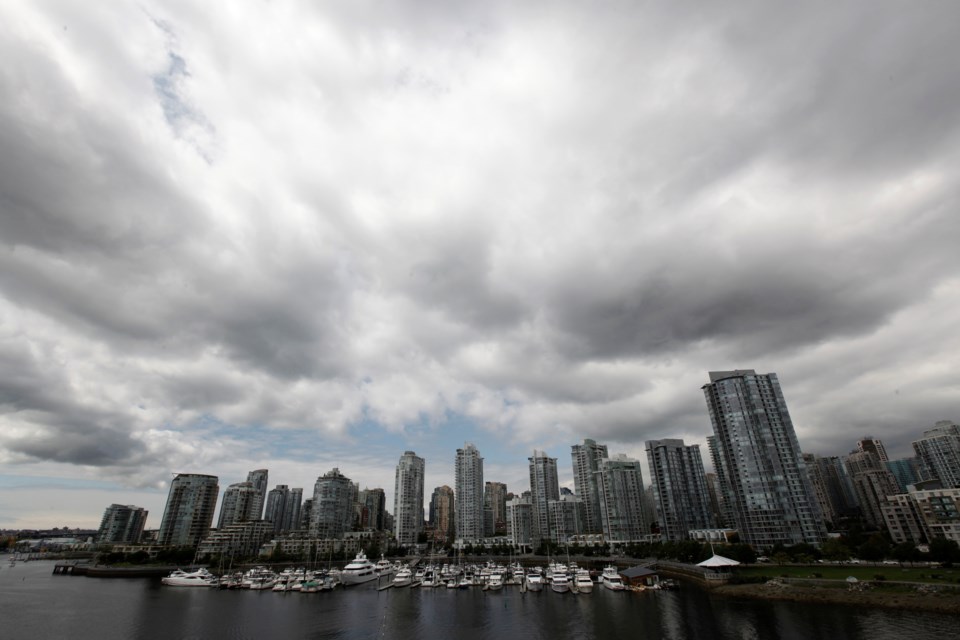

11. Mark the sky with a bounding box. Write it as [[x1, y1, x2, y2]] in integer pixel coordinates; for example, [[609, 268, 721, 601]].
[[2, 1, 959, 530]]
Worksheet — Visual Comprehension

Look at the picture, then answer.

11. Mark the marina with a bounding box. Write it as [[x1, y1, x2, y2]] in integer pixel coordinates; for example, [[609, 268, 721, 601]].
[[3, 560, 959, 640]]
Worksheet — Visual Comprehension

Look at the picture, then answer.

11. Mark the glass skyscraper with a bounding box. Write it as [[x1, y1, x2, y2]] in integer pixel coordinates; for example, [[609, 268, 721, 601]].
[[703, 370, 825, 548]]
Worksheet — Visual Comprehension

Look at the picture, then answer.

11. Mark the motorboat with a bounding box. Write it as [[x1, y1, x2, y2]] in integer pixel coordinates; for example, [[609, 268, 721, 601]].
[[486, 572, 504, 591], [526, 570, 544, 592], [574, 569, 594, 593], [393, 567, 413, 587], [341, 550, 378, 585], [550, 571, 570, 593], [601, 566, 626, 591], [375, 555, 396, 578], [161, 568, 218, 587]]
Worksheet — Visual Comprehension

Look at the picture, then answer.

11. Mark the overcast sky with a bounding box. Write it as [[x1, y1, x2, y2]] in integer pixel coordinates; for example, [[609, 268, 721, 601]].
[[2, 1, 959, 530]]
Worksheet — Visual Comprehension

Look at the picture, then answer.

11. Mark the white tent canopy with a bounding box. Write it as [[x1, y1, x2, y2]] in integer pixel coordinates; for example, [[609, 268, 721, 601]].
[[697, 554, 741, 568]]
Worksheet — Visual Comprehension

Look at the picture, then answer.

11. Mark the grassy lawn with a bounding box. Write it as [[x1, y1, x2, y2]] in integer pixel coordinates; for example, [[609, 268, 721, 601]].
[[735, 564, 960, 585]]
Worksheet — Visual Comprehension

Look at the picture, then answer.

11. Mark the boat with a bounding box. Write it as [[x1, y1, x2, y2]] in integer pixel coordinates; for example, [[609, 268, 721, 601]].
[[375, 555, 396, 578], [526, 570, 544, 592], [341, 550, 378, 585], [574, 569, 594, 593], [601, 566, 626, 591], [161, 568, 218, 587], [393, 567, 413, 587], [486, 572, 504, 591], [550, 571, 570, 593]]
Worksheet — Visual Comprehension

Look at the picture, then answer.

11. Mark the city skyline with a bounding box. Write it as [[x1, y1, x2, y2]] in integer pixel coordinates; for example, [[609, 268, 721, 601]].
[[3, 1, 960, 530]]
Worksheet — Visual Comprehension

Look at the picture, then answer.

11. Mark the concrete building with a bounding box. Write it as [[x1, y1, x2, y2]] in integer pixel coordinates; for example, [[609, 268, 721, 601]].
[[157, 473, 219, 548], [284, 488, 303, 532], [507, 495, 534, 551], [882, 486, 960, 545], [857, 437, 889, 462], [310, 468, 353, 539], [645, 439, 712, 541], [846, 450, 901, 529], [803, 454, 859, 524], [703, 370, 825, 548], [886, 458, 922, 494], [548, 494, 584, 543], [571, 439, 608, 534], [913, 421, 960, 488], [597, 454, 647, 544], [197, 520, 273, 559], [455, 443, 484, 541], [96, 504, 148, 545], [529, 450, 560, 545], [394, 451, 425, 546]]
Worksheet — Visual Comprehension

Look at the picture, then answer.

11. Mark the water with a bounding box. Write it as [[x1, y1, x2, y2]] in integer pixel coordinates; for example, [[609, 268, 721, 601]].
[[1, 561, 956, 639]]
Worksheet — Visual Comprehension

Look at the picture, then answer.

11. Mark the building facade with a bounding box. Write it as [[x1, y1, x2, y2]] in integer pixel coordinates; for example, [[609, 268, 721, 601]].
[[310, 468, 353, 539], [246, 469, 269, 521], [394, 451, 425, 546], [484, 481, 508, 535], [703, 370, 825, 548], [571, 439, 609, 534], [645, 439, 712, 541], [455, 443, 485, 541], [157, 473, 219, 548], [265, 485, 290, 534], [529, 450, 560, 545], [218, 481, 261, 529], [507, 495, 534, 550], [96, 504, 148, 544], [430, 485, 455, 542], [597, 454, 647, 543], [913, 421, 960, 488]]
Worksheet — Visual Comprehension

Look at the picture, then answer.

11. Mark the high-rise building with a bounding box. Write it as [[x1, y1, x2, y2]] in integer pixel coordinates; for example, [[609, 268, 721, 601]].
[[310, 468, 353, 539], [394, 451, 425, 547], [645, 439, 712, 541], [265, 485, 290, 534], [157, 473, 219, 548], [217, 481, 260, 529], [299, 499, 313, 530], [455, 443, 484, 541], [246, 469, 269, 520], [430, 485, 455, 542], [597, 454, 647, 543], [529, 450, 560, 545], [703, 370, 826, 548], [803, 454, 859, 524], [362, 488, 386, 531], [284, 488, 303, 532], [548, 494, 584, 543], [845, 450, 901, 529], [507, 495, 534, 550], [912, 421, 960, 488], [96, 504, 148, 544], [857, 437, 889, 462], [886, 458, 921, 493], [704, 472, 725, 527], [571, 439, 608, 534], [484, 481, 508, 535]]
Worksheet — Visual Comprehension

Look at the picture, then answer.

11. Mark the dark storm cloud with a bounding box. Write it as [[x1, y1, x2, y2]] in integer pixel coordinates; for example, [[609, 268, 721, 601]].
[[1, 0, 959, 485]]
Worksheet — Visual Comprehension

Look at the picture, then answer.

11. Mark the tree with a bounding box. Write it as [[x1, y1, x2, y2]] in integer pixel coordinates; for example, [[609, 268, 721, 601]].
[[857, 534, 890, 562], [820, 538, 852, 562], [928, 538, 960, 565], [891, 542, 918, 564]]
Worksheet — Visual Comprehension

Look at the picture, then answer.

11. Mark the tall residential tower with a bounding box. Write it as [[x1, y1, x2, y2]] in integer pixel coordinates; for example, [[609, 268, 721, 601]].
[[703, 370, 825, 548], [394, 451, 425, 546]]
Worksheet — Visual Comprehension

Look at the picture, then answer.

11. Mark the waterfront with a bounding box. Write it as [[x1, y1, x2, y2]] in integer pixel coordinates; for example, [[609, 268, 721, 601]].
[[2, 561, 957, 640]]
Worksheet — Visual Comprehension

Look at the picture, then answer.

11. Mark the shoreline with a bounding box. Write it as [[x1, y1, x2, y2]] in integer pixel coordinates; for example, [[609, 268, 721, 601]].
[[712, 581, 960, 615]]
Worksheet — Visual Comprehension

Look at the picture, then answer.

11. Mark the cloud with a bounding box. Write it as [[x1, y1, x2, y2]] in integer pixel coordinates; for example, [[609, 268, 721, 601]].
[[1, 0, 959, 523]]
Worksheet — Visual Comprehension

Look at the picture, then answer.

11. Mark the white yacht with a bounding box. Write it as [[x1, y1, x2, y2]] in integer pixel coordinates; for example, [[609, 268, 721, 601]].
[[486, 572, 504, 591], [393, 567, 413, 587], [375, 555, 396, 578], [574, 569, 594, 593], [601, 566, 626, 591], [161, 568, 218, 587], [341, 550, 378, 585], [550, 571, 570, 593], [526, 570, 544, 592]]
